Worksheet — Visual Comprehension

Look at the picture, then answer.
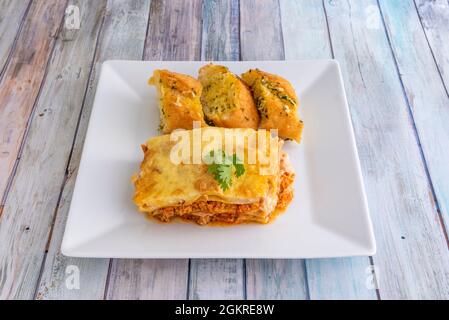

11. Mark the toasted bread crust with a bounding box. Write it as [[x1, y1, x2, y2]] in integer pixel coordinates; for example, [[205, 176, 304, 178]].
[[149, 69, 207, 133], [242, 69, 304, 142], [199, 64, 259, 129]]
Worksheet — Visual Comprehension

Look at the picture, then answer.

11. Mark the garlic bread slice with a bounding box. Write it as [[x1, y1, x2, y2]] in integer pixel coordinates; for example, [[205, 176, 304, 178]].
[[149, 69, 207, 133], [199, 64, 259, 129], [242, 69, 303, 142]]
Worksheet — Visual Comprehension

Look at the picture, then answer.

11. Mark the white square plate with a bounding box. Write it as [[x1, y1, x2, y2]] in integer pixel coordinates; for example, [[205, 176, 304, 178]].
[[61, 60, 376, 258]]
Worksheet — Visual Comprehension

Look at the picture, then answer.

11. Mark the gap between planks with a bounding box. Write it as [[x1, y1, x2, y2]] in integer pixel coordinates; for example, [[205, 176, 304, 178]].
[[0, 0, 69, 206], [35, 0, 151, 300], [34, 4, 108, 300], [0, 0, 32, 81], [413, 0, 449, 98], [377, 0, 449, 248]]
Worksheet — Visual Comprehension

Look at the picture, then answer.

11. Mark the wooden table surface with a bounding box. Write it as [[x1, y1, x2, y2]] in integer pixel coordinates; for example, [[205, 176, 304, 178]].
[[0, 0, 448, 300]]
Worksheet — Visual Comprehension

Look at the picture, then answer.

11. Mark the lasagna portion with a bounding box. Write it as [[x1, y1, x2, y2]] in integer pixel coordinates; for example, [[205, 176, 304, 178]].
[[133, 128, 295, 225]]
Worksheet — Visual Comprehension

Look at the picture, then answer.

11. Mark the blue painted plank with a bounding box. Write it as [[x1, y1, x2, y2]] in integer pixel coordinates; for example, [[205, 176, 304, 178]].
[[411, 0, 449, 235], [246, 260, 308, 299], [201, 0, 240, 61], [306, 258, 378, 299], [324, 0, 449, 299], [415, 0, 449, 89], [280, 0, 377, 300]]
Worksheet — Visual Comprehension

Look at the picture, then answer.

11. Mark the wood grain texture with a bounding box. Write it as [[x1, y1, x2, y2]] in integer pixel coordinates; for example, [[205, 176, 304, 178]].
[[106, 260, 188, 300], [144, 0, 202, 60], [0, 0, 67, 203], [415, 0, 449, 90], [240, 0, 284, 61], [280, 0, 377, 300], [306, 258, 377, 300], [280, 0, 332, 60], [187, 0, 245, 301], [324, 0, 449, 299], [0, 0, 446, 301], [240, 0, 308, 300], [189, 259, 244, 300], [105, 0, 202, 300], [36, 0, 151, 300], [410, 0, 449, 232], [0, 0, 30, 77], [246, 260, 308, 299], [0, 0, 68, 300], [201, 0, 239, 60]]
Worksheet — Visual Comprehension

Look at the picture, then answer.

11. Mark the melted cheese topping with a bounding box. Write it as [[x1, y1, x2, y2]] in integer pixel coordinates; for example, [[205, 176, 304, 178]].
[[133, 128, 294, 225]]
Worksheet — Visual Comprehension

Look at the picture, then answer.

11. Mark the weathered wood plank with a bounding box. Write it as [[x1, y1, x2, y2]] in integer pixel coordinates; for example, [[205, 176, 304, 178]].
[[240, 0, 284, 61], [280, 0, 332, 60], [280, 0, 377, 300], [0, 0, 67, 203], [306, 258, 377, 300], [0, 1, 103, 298], [0, 0, 30, 77], [240, 0, 308, 300], [107, 260, 188, 300], [0, 0, 69, 300], [36, 0, 151, 300], [144, 0, 202, 60], [201, 0, 239, 61], [415, 0, 449, 90], [187, 0, 244, 301], [189, 259, 244, 300], [246, 260, 308, 299], [105, 0, 202, 300], [324, 0, 449, 299], [411, 0, 449, 232]]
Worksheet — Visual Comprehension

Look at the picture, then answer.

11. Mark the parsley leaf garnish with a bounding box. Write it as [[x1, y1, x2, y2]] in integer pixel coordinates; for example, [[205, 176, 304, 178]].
[[206, 150, 246, 191], [232, 154, 245, 178]]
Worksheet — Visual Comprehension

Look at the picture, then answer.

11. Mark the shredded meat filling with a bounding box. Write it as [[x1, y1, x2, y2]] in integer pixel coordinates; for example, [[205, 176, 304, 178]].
[[149, 172, 294, 225]]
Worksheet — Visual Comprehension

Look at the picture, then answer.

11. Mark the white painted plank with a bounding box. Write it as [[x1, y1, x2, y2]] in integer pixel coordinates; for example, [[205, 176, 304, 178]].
[[36, 0, 151, 300], [280, 0, 377, 300], [324, 0, 449, 299], [415, 0, 449, 89], [105, 0, 203, 299], [0, 0, 30, 76], [240, 0, 308, 299], [410, 0, 449, 232], [187, 0, 245, 301]]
